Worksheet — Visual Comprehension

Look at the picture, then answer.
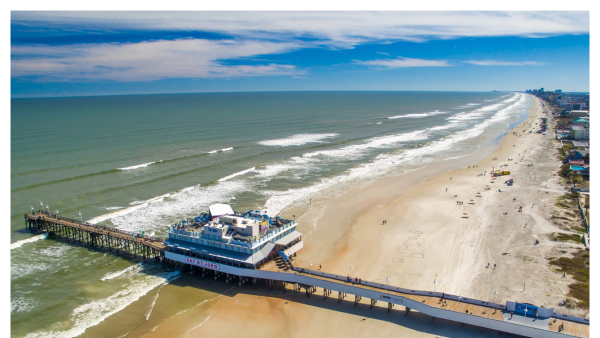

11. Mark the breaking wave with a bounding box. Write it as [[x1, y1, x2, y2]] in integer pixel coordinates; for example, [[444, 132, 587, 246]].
[[388, 111, 447, 119], [118, 162, 155, 171], [11, 233, 48, 250], [218, 167, 256, 182], [24, 270, 181, 338], [258, 133, 339, 147]]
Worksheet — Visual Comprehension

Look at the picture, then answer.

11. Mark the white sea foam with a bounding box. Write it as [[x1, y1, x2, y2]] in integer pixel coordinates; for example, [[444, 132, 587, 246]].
[[100, 263, 141, 281], [39, 245, 71, 257], [11, 296, 38, 314], [11, 262, 50, 279], [129, 201, 145, 206], [207, 150, 218, 154], [101, 180, 248, 232], [218, 167, 256, 182], [146, 284, 163, 320], [220, 147, 233, 152], [24, 270, 181, 338], [388, 111, 447, 119], [96, 93, 526, 234], [103, 206, 125, 210], [303, 130, 429, 158], [263, 93, 528, 216], [429, 124, 458, 131], [89, 192, 175, 225], [118, 162, 155, 171], [11, 233, 48, 250], [258, 133, 339, 147]]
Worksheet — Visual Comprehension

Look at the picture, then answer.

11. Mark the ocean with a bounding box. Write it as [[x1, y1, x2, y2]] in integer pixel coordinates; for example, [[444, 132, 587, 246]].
[[11, 91, 531, 337]]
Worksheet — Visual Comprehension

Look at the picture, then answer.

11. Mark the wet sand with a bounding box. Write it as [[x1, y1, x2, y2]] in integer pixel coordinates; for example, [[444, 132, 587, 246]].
[[124, 96, 581, 338]]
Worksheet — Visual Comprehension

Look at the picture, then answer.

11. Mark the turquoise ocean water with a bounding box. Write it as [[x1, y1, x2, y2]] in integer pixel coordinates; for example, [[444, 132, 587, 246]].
[[11, 91, 531, 337]]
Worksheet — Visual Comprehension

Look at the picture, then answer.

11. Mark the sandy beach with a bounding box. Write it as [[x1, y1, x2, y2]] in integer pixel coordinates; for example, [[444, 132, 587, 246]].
[[129, 96, 585, 338]]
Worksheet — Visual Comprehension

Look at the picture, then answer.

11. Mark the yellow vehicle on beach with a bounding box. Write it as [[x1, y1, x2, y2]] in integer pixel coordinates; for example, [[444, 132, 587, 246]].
[[492, 170, 510, 177]]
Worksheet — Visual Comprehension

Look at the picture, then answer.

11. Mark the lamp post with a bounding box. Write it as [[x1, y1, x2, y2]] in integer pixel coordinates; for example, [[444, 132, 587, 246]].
[[350, 264, 353, 278], [309, 261, 312, 276], [433, 278, 437, 292], [46, 205, 49, 213], [30, 206, 34, 215], [385, 277, 389, 292], [493, 290, 497, 303], [40, 201, 43, 212], [55, 210, 59, 218], [79, 211, 82, 222]]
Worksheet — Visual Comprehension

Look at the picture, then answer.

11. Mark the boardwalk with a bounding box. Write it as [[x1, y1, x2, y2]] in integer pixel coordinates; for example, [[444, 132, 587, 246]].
[[24, 212, 164, 261], [261, 259, 589, 338]]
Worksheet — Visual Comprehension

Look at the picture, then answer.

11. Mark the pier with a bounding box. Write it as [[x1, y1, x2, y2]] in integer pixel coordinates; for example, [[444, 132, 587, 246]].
[[165, 250, 589, 338], [22, 212, 588, 338], [24, 211, 165, 262]]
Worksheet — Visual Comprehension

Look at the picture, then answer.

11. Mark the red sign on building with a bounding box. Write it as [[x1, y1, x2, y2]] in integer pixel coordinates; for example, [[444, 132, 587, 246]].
[[184, 257, 221, 271]]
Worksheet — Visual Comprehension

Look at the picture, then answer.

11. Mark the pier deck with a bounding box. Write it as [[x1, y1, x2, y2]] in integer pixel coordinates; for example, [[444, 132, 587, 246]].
[[262, 259, 588, 338], [24, 212, 164, 260]]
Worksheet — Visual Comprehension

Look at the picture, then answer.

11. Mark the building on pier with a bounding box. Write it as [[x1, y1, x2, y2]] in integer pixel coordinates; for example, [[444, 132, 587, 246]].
[[164, 204, 303, 269]]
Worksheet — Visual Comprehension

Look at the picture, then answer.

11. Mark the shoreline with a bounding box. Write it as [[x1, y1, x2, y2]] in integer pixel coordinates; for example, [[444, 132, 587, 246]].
[[121, 95, 583, 338]]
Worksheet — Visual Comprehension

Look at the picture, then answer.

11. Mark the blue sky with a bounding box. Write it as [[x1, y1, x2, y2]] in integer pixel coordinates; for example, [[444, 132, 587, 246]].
[[11, 11, 589, 97]]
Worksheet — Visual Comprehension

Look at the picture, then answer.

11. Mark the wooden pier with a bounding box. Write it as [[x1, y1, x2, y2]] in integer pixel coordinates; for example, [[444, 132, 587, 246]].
[[24, 212, 165, 262]]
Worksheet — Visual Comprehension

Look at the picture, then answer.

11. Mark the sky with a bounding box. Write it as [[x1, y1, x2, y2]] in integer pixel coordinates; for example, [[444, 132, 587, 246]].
[[10, 11, 590, 98]]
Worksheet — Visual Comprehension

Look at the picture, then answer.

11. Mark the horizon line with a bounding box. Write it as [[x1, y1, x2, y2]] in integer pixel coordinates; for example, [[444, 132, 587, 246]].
[[10, 89, 540, 100]]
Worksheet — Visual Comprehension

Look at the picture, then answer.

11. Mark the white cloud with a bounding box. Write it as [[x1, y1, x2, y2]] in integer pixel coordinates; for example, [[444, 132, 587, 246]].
[[462, 60, 544, 66], [12, 11, 589, 48], [11, 39, 302, 81], [354, 57, 450, 69], [10, 11, 586, 82]]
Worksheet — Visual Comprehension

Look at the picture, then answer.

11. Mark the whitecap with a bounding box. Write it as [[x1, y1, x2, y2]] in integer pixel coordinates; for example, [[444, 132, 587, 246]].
[[96, 181, 247, 232], [11, 233, 48, 250], [302, 130, 429, 158], [258, 133, 339, 147], [263, 93, 528, 216], [11, 296, 38, 314], [39, 245, 71, 257], [24, 270, 181, 338], [100, 263, 141, 281], [388, 111, 447, 119], [118, 162, 155, 171], [218, 167, 256, 182], [220, 147, 233, 152]]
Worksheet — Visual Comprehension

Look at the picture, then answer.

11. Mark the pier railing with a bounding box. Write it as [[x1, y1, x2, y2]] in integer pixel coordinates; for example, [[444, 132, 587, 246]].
[[25, 211, 165, 261], [29, 211, 165, 242]]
